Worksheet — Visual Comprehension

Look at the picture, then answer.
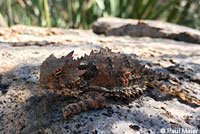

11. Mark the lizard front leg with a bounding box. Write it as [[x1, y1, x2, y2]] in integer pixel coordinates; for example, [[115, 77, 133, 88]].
[[62, 94, 106, 118], [148, 81, 200, 106]]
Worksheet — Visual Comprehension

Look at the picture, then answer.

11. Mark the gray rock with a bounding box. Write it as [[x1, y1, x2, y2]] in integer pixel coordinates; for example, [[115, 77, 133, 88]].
[[0, 24, 199, 134], [92, 17, 200, 44]]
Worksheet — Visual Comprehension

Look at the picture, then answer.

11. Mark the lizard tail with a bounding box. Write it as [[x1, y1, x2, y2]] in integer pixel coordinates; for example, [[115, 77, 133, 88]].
[[148, 81, 200, 106], [62, 96, 106, 118]]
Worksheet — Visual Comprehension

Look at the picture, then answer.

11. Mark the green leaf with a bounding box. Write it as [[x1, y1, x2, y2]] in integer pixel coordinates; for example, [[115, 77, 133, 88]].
[[110, 0, 118, 16], [44, 0, 51, 27], [150, 0, 180, 20], [0, 12, 8, 27], [95, 0, 105, 10], [140, 0, 155, 18]]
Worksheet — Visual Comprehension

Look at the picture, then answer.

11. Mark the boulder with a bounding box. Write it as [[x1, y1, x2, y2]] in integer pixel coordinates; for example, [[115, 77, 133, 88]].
[[0, 19, 199, 134]]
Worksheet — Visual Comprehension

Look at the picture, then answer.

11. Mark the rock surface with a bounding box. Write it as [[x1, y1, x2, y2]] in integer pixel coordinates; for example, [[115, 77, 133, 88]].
[[92, 17, 200, 44], [0, 19, 200, 134]]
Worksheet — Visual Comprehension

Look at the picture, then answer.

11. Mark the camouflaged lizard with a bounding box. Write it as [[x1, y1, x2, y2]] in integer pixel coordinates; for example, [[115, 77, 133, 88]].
[[38, 48, 200, 118]]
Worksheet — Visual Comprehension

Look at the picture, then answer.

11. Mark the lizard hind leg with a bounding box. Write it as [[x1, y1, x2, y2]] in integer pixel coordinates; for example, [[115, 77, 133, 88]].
[[62, 94, 106, 118], [148, 81, 200, 106]]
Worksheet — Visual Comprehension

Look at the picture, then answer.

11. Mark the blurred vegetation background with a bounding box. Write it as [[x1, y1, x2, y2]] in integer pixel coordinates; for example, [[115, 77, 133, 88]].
[[0, 0, 200, 30]]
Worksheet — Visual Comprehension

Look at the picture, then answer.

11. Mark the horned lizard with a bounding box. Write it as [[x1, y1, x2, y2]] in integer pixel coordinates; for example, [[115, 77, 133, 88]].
[[38, 48, 200, 118]]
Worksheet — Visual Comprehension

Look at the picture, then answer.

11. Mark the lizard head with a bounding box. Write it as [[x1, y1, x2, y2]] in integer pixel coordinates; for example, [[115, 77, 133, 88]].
[[38, 51, 85, 89]]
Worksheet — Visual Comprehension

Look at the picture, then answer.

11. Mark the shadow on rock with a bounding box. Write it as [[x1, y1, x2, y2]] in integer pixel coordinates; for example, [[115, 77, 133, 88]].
[[0, 63, 199, 134]]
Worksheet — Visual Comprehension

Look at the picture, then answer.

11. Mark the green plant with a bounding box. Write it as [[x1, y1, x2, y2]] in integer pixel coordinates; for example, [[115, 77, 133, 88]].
[[0, 0, 199, 30]]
